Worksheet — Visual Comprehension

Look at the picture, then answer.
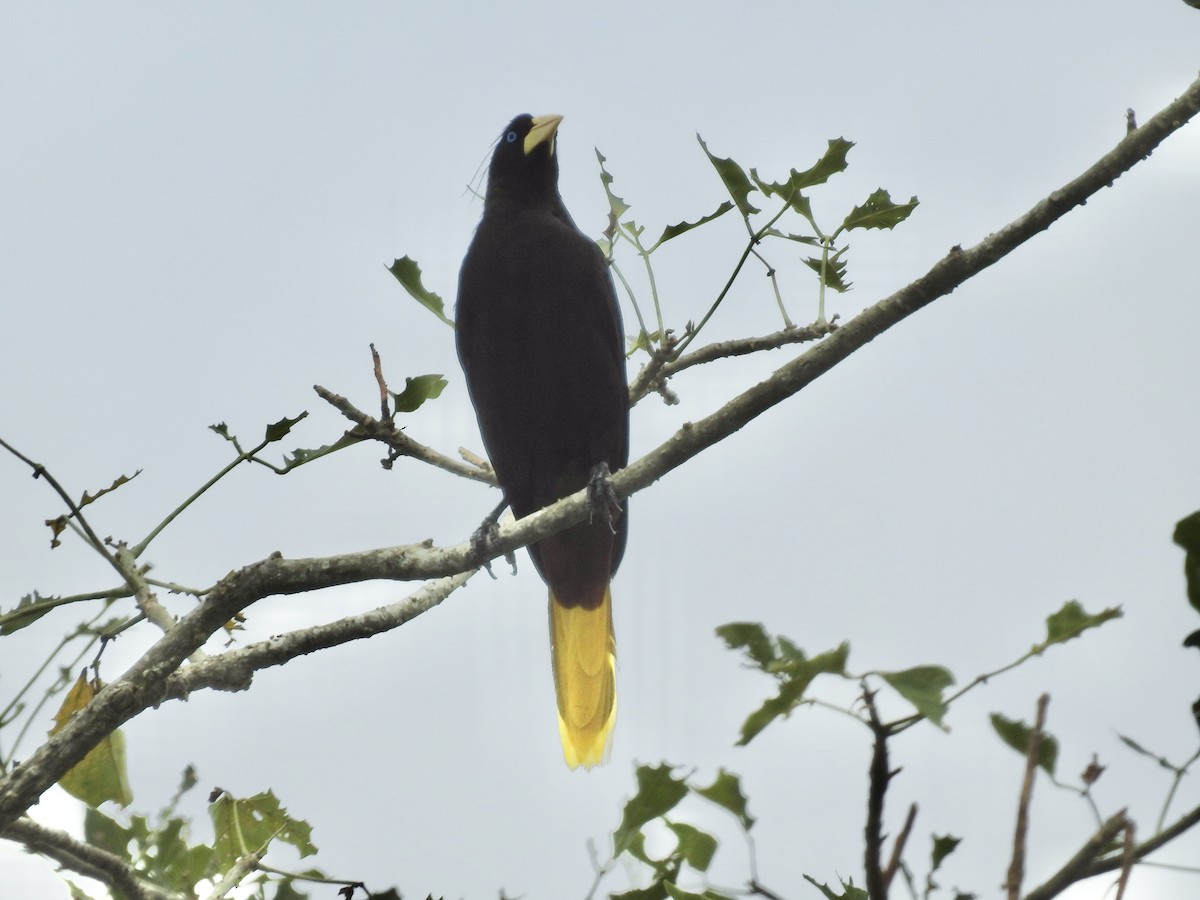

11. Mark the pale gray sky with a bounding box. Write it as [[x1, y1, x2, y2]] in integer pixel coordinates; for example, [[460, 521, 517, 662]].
[[3, 2, 1200, 898]]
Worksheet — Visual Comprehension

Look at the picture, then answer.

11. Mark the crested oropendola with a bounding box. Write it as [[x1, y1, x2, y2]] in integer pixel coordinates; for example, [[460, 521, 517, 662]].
[[456, 114, 629, 768]]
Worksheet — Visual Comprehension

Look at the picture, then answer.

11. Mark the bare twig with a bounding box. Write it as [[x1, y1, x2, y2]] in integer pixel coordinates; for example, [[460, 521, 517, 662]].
[[313, 385, 495, 484], [884, 803, 918, 891], [1005, 693, 1049, 900]]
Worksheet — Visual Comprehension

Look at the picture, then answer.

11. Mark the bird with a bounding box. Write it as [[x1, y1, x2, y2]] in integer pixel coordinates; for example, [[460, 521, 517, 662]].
[[456, 114, 629, 769]]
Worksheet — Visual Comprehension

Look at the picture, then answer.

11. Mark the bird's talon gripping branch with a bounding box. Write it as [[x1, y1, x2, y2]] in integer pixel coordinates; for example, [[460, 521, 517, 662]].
[[470, 499, 509, 580], [586, 462, 621, 534]]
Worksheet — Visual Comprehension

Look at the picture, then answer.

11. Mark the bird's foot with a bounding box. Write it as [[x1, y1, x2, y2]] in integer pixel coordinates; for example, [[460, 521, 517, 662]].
[[471, 499, 517, 578], [587, 462, 622, 534]]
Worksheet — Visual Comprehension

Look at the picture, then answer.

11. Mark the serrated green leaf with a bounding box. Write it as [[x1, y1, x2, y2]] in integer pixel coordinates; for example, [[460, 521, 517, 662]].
[[650, 202, 734, 250], [989, 712, 1058, 775], [693, 769, 754, 831], [737, 642, 849, 745], [841, 189, 918, 232], [697, 136, 760, 217], [666, 822, 717, 872], [1037, 600, 1122, 652], [388, 256, 455, 327], [751, 138, 855, 203], [391, 374, 448, 413], [613, 764, 689, 855], [802, 246, 852, 293], [210, 790, 316, 871], [879, 665, 955, 727], [763, 227, 821, 246], [264, 414, 306, 444], [210, 422, 232, 440], [1173, 511, 1200, 615], [715, 622, 775, 668], [930, 833, 962, 870], [802, 875, 869, 900], [51, 672, 133, 808], [1, 591, 56, 635], [596, 149, 631, 221], [78, 471, 142, 510], [282, 432, 365, 471]]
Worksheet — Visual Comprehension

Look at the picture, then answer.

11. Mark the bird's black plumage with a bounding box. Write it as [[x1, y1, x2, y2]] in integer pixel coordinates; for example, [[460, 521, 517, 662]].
[[456, 114, 628, 767]]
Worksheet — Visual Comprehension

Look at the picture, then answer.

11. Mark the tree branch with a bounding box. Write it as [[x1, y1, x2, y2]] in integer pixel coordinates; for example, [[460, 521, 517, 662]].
[[2, 70, 1198, 835], [1005, 694, 1049, 900], [1021, 810, 1129, 900], [160, 570, 475, 699], [3, 816, 176, 900]]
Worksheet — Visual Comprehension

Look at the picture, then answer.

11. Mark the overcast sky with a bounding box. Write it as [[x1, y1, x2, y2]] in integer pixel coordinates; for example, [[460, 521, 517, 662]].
[[3, 3, 1200, 899]]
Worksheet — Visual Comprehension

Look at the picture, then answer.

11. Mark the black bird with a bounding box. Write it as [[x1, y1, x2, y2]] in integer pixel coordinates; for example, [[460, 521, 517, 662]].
[[456, 114, 629, 768]]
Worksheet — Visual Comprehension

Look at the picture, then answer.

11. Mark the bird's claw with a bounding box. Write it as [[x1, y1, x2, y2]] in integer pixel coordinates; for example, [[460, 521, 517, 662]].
[[587, 462, 622, 534], [471, 501, 518, 579]]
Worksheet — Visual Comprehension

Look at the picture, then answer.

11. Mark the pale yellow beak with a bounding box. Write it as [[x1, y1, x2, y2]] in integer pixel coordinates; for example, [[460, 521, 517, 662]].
[[524, 114, 564, 156]]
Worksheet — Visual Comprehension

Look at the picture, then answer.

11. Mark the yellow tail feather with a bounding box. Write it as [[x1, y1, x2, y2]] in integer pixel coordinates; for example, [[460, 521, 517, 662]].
[[549, 587, 616, 769]]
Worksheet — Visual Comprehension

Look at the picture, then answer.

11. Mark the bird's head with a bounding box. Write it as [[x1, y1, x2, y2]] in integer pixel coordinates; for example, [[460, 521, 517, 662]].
[[485, 113, 564, 207]]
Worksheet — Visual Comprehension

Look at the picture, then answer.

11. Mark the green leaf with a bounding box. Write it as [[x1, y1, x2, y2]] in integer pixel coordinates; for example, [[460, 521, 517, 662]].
[[802, 246, 852, 293], [715, 622, 776, 668], [1116, 733, 1177, 770], [272, 880, 309, 900], [390, 374, 449, 413], [650, 202, 734, 250], [613, 764, 690, 855], [879, 665, 955, 727], [693, 769, 754, 831], [762, 227, 821, 246], [1, 591, 56, 635], [210, 790, 316, 870], [264, 414, 306, 444], [51, 672, 133, 808], [596, 149, 631, 221], [666, 822, 718, 872], [613, 884, 671, 900], [930, 833, 962, 870], [1037, 600, 1122, 652], [841, 189, 919, 232], [78, 471, 142, 510], [282, 432, 364, 471], [1173, 511, 1200, 615], [803, 875, 869, 900], [989, 712, 1058, 775], [388, 256, 455, 327], [83, 806, 131, 858], [210, 422, 232, 440], [751, 138, 854, 199], [697, 136, 760, 217]]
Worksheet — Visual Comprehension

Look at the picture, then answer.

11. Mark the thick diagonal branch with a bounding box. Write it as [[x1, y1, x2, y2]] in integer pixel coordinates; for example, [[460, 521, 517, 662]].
[[2, 72, 1198, 836]]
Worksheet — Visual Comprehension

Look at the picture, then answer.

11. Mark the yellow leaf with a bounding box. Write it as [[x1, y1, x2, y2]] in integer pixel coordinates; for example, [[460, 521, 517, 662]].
[[50, 671, 134, 808]]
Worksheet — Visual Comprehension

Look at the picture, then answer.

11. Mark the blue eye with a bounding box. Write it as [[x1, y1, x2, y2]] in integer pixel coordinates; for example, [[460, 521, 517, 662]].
[[505, 131, 518, 143]]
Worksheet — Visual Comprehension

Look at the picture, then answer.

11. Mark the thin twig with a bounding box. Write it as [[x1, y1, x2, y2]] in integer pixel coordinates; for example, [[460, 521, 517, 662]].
[[884, 803, 918, 891], [1004, 693, 1049, 900]]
